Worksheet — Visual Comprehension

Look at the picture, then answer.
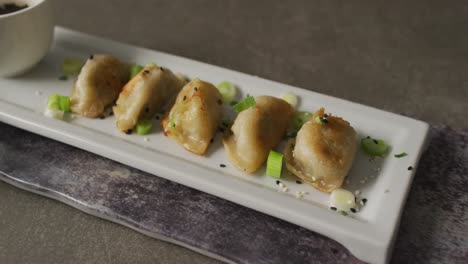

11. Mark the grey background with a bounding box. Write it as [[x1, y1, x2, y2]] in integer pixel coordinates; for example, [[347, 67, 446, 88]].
[[1, 0, 467, 263]]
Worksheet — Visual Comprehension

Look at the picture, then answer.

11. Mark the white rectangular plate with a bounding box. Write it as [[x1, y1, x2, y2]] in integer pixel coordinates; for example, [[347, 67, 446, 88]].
[[0, 27, 429, 264]]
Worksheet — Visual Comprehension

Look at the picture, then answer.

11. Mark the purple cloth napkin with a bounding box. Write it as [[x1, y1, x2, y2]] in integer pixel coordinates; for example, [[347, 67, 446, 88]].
[[0, 122, 466, 264]]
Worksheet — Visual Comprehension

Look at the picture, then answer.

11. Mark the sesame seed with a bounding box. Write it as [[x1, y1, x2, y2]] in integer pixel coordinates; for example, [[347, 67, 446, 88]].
[[125, 129, 132, 135], [183, 96, 187, 101], [155, 115, 160, 120], [355, 190, 361, 196], [279, 182, 285, 188], [145, 107, 149, 113], [330, 207, 337, 211], [35, 90, 42, 96], [143, 137, 150, 142], [194, 87, 198, 91], [408, 166, 413, 171], [276, 180, 280, 185], [373, 139, 378, 144], [144, 70, 150, 74], [362, 198, 368, 204], [312, 177, 316, 181], [296, 180, 302, 184], [282, 187, 289, 192], [219, 164, 226, 168], [160, 67, 164, 71], [210, 138, 214, 143], [350, 208, 357, 213], [99, 116, 105, 119], [89, 54, 94, 59]]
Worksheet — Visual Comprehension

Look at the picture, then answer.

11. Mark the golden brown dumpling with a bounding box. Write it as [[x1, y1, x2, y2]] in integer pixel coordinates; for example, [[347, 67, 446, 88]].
[[161, 79, 222, 155], [223, 96, 294, 173], [284, 108, 357, 192], [70, 55, 128, 118], [113, 65, 186, 133]]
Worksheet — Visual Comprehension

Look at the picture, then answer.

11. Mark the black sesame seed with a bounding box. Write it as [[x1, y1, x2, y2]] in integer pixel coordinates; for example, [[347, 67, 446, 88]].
[[324, 114, 328, 118], [89, 54, 94, 59], [322, 119, 329, 123], [143, 70, 150, 74], [296, 180, 302, 184], [350, 208, 357, 213], [99, 116, 105, 119], [194, 87, 198, 91], [408, 166, 413, 171], [276, 180, 280, 185], [366, 136, 371, 139], [373, 139, 378, 144], [125, 129, 132, 135], [145, 107, 149, 113], [330, 207, 337, 211], [220, 164, 226, 168], [160, 67, 164, 71], [109, 112, 114, 116], [210, 138, 214, 143], [183, 96, 187, 101], [155, 115, 160, 120], [362, 198, 368, 204], [217, 99, 222, 105]]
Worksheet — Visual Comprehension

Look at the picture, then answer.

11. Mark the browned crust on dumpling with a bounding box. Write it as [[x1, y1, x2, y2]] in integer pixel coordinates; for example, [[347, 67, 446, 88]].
[[284, 108, 357, 192]]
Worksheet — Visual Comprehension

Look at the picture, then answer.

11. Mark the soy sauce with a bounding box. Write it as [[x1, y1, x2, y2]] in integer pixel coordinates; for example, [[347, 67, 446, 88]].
[[0, 3, 28, 15]]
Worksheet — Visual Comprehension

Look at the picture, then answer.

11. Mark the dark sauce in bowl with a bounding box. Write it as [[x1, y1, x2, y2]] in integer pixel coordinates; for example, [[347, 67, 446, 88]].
[[0, 3, 28, 15]]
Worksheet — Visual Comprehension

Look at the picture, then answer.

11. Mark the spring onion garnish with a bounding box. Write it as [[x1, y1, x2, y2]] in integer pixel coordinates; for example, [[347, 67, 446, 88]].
[[361, 137, 388, 156], [394, 152, 408, 158], [266, 150, 283, 178], [47, 94, 70, 112], [329, 189, 356, 213], [130, 64, 143, 79], [315, 116, 328, 125], [217, 81, 237, 104], [136, 119, 153, 135], [281, 93, 298, 108], [292, 111, 313, 131], [233, 96, 256, 113], [145, 63, 158, 67], [61, 58, 83, 75]]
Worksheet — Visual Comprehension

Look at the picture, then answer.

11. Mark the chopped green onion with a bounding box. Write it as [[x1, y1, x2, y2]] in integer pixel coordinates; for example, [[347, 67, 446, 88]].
[[136, 119, 153, 135], [266, 150, 283, 178], [233, 96, 256, 113], [217, 81, 237, 104], [292, 111, 313, 131], [145, 63, 158, 67], [48, 94, 71, 112], [315, 116, 327, 125], [394, 152, 408, 158], [361, 137, 389, 156], [61, 58, 83, 75], [281, 93, 298, 108], [59, 96, 70, 112], [339, 211, 348, 216], [130, 64, 143, 79]]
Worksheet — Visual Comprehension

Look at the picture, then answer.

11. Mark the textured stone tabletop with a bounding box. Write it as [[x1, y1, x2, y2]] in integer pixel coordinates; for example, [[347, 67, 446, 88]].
[[1, 0, 468, 263]]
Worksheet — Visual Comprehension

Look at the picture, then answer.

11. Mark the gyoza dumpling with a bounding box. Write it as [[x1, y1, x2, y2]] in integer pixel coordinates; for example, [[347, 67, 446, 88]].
[[113, 65, 186, 133], [161, 79, 222, 155], [70, 55, 129, 118], [223, 96, 294, 173], [284, 108, 357, 192]]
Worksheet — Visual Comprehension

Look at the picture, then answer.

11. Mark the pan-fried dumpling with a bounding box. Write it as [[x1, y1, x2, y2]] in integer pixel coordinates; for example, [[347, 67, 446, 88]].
[[161, 79, 223, 155], [70, 55, 129, 118], [284, 108, 357, 192], [113, 65, 186, 133], [223, 96, 294, 173]]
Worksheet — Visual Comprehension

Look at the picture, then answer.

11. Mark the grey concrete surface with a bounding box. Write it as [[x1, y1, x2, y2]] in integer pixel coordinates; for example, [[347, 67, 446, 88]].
[[1, 0, 467, 263]]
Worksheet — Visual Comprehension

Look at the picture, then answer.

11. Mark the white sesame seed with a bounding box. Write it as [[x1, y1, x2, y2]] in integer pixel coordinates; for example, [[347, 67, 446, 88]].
[[282, 187, 289, 192], [360, 200, 364, 206], [279, 182, 285, 188], [35, 90, 42, 96], [143, 137, 150, 142], [312, 176, 316, 181], [355, 190, 361, 196]]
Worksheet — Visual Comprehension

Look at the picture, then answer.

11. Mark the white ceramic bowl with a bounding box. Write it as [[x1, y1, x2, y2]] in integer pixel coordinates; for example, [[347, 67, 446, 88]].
[[0, 0, 53, 77]]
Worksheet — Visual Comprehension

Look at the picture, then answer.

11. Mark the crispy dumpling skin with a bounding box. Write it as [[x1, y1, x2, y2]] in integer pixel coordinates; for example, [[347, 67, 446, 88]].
[[113, 65, 186, 133], [70, 55, 129, 118], [223, 96, 294, 173], [284, 108, 357, 192], [161, 79, 223, 155]]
